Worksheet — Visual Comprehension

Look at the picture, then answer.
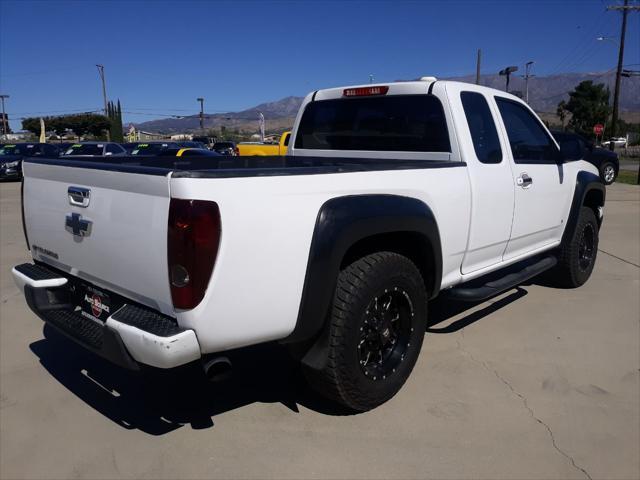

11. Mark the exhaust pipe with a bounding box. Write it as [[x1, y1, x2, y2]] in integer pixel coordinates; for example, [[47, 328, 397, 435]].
[[203, 356, 232, 382]]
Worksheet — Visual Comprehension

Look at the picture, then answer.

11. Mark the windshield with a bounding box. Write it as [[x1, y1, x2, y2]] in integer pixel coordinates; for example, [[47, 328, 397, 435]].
[[131, 143, 177, 155], [0, 144, 37, 156], [214, 142, 233, 149], [295, 95, 450, 152], [65, 144, 104, 156]]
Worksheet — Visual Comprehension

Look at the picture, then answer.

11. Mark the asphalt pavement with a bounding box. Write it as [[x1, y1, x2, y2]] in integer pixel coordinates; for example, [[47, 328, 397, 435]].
[[1, 180, 638, 479]]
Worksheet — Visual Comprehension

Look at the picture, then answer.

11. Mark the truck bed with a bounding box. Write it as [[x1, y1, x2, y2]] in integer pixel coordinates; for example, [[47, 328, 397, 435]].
[[25, 155, 464, 179]]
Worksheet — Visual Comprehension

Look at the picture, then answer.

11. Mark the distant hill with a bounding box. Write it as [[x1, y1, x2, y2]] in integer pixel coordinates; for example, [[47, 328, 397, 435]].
[[133, 96, 303, 134], [133, 71, 639, 134], [453, 71, 639, 115]]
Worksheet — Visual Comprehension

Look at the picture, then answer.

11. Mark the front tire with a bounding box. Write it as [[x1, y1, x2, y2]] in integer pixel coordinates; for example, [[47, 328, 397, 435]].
[[600, 162, 616, 185], [551, 207, 599, 288], [304, 252, 428, 412]]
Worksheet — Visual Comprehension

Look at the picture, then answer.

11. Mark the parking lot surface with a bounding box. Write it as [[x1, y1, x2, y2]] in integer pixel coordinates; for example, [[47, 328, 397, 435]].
[[1, 181, 638, 480]]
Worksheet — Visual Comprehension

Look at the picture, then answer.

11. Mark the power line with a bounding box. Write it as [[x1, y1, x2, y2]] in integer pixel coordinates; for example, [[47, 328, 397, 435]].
[[9, 107, 102, 115], [548, 10, 610, 76]]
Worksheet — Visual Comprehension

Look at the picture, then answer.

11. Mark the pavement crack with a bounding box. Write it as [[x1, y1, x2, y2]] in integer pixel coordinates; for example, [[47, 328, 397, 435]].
[[456, 333, 593, 480], [491, 369, 593, 480], [598, 249, 640, 268]]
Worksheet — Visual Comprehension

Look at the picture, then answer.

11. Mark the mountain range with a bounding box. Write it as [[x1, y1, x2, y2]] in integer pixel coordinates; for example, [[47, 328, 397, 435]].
[[134, 71, 640, 134]]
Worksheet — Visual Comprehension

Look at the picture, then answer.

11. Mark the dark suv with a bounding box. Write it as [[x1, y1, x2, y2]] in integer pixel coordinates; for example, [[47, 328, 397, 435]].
[[552, 131, 619, 185], [0, 143, 61, 180]]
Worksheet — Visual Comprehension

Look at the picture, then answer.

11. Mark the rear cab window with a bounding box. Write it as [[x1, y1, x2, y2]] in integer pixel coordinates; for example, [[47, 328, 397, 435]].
[[460, 92, 502, 164], [294, 95, 450, 154]]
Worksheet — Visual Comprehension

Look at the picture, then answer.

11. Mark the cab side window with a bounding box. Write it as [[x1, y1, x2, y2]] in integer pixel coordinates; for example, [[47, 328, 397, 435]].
[[461, 92, 502, 164], [106, 144, 124, 155], [495, 97, 557, 164], [42, 144, 59, 156]]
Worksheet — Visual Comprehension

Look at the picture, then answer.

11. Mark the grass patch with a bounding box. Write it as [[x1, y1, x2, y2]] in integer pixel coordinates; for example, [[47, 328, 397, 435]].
[[615, 170, 639, 185]]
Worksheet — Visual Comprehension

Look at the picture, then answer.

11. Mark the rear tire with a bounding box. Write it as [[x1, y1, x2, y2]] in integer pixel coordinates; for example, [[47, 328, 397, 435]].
[[600, 162, 616, 185], [303, 252, 428, 412], [551, 207, 599, 288]]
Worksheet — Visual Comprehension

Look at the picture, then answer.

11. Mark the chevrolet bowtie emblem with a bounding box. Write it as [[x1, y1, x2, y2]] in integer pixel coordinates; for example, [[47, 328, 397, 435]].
[[65, 213, 92, 237]]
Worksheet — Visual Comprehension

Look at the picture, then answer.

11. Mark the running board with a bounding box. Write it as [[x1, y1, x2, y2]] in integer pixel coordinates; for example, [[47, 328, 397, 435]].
[[444, 255, 558, 302]]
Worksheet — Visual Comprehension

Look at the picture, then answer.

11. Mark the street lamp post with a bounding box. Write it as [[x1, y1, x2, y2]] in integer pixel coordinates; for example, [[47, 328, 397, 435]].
[[0, 94, 9, 138], [499, 66, 519, 93], [197, 97, 204, 132], [524, 61, 535, 104]]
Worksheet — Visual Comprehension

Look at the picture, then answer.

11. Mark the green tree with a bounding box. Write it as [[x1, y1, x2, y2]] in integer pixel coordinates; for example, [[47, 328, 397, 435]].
[[106, 100, 124, 142], [49, 116, 68, 138], [556, 100, 568, 130], [66, 113, 111, 139], [21, 117, 41, 135], [564, 81, 611, 137]]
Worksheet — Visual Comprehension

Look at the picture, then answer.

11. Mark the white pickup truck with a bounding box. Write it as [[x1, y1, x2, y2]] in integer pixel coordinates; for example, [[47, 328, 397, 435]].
[[13, 78, 605, 412]]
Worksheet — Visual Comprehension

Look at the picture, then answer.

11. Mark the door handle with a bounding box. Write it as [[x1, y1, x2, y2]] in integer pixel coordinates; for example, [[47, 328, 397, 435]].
[[517, 173, 533, 188]]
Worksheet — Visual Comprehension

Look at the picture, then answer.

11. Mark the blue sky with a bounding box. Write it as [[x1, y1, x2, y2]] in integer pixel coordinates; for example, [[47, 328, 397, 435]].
[[1, 0, 638, 130]]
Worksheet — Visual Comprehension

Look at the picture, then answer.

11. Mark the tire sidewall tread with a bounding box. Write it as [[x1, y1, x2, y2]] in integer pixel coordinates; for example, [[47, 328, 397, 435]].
[[306, 252, 428, 412]]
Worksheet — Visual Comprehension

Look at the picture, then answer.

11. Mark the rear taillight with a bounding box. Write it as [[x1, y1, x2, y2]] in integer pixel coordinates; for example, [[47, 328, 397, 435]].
[[234, 147, 239, 156], [343, 86, 389, 97], [168, 199, 221, 310]]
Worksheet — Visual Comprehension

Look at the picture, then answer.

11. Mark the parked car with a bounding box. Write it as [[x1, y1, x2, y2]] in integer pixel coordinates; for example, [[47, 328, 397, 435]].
[[129, 142, 181, 156], [552, 130, 619, 184], [237, 131, 290, 156], [62, 142, 127, 157], [13, 78, 605, 412], [601, 137, 627, 148], [57, 142, 74, 153], [177, 141, 207, 149], [121, 142, 138, 154], [0, 143, 61, 180], [192, 136, 216, 149], [175, 148, 221, 157], [212, 141, 237, 156]]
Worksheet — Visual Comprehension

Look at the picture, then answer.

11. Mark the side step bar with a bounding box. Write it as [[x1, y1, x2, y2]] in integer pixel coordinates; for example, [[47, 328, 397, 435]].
[[445, 255, 558, 302]]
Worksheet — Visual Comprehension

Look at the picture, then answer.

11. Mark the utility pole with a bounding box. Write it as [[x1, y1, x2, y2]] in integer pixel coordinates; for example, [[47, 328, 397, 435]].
[[606, 0, 639, 144], [523, 61, 535, 104], [96, 64, 110, 141], [197, 97, 204, 131], [475, 49, 482, 85], [0, 94, 8, 138]]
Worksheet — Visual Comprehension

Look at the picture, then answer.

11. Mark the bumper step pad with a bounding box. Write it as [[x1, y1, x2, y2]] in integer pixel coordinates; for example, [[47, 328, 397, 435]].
[[111, 304, 183, 337], [14, 263, 63, 281], [46, 309, 105, 349], [13, 263, 201, 370], [12, 263, 68, 289]]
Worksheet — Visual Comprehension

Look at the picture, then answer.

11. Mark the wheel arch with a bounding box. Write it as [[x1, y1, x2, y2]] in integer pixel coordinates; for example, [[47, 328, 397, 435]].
[[283, 194, 442, 345], [562, 170, 606, 245]]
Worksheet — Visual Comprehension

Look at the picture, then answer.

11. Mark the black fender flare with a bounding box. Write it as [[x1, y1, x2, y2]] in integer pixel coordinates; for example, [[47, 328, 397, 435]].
[[284, 194, 442, 345], [561, 170, 606, 246]]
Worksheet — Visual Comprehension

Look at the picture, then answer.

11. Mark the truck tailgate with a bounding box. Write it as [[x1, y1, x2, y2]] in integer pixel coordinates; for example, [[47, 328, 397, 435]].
[[22, 161, 175, 316]]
